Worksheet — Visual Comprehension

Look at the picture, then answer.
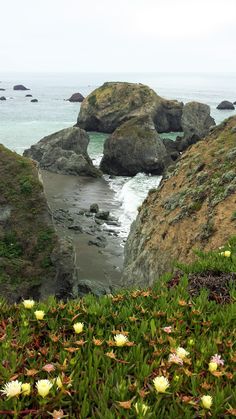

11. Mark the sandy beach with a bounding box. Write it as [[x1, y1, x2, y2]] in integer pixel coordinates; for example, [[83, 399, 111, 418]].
[[41, 170, 124, 294]]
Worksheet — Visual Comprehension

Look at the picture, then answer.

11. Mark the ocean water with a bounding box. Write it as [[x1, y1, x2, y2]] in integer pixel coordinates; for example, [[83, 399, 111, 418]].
[[1, 72, 236, 236]]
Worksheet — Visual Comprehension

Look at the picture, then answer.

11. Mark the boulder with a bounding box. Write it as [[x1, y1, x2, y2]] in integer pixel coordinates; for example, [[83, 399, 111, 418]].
[[100, 116, 171, 176], [0, 96, 6, 101], [90, 203, 99, 213], [23, 126, 101, 177], [181, 102, 215, 144], [13, 84, 30, 91], [217, 101, 235, 110], [67, 92, 85, 102], [26, 94, 33, 97], [31, 98, 38, 103], [77, 279, 112, 297], [77, 82, 183, 133], [0, 88, 5, 91]]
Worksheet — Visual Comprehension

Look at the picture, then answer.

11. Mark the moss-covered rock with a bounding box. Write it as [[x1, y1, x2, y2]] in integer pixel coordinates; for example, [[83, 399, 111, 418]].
[[123, 116, 236, 287], [77, 82, 183, 133], [0, 146, 76, 302]]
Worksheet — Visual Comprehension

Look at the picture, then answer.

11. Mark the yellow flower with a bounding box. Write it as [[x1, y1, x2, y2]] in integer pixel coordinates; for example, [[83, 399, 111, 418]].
[[56, 376, 63, 389], [134, 402, 149, 415], [153, 376, 169, 393], [176, 347, 189, 359], [114, 334, 128, 347], [73, 322, 84, 334], [21, 383, 31, 396], [23, 299, 35, 309], [208, 362, 218, 373], [224, 250, 231, 257], [0, 380, 22, 398], [36, 379, 53, 398], [201, 395, 212, 409], [34, 310, 45, 320]]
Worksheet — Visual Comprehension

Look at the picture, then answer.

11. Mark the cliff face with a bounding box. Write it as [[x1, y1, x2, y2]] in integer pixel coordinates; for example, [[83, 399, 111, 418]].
[[123, 116, 236, 287], [0, 145, 75, 302]]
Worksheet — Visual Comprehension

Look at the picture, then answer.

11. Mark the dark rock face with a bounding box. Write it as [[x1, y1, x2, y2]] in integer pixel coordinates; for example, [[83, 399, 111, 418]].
[[23, 127, 101, 177], [181, 102, 215, 143], [67, 92, 85, 102], [31, 99, 38, 103], [100, 116, 171, 176], [0, 96, 6, 101], [13, 84, 30, 91], [77, 82, 183, 133], [162, 138, 180, 161], [217, 101, 235, 110]]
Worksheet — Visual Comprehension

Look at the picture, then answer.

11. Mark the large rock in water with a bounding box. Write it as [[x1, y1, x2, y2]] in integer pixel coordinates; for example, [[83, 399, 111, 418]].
[[77, 82, 183, 133], [0, 145, 76, 302], [122, 116, 236, 288], [100, 116, 171, 176], [24, 127, 101, 177], [217, 100, 235, 110]]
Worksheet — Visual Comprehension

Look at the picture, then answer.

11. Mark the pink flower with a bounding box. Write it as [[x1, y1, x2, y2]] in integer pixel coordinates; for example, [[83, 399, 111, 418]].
[[168, 353, 183, 365], [163, 326, 172, 334], [42, 364, 55, 373], [210, 354, 224, 366]]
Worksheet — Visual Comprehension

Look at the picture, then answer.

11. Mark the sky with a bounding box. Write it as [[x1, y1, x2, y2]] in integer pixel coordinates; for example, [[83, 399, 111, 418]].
[[0, 0, 235, 73]]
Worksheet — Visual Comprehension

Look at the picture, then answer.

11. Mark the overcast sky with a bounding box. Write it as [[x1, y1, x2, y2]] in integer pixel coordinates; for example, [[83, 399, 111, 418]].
[[1, 0, 235, 73]]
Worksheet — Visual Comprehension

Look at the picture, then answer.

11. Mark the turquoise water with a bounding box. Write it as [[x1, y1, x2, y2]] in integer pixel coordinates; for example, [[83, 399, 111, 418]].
[[1, 72, 236, 236]]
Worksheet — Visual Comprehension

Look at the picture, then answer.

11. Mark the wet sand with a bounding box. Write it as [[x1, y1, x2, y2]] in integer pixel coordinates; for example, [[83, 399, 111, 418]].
[[41, 170, 124, 292]]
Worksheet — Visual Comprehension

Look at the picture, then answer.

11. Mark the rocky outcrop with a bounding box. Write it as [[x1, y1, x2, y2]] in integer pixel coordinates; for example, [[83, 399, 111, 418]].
[[100, 116, 171, 176], [123, 116, 236, 287], [0, 88, 5, 91], [217, 101, 235, 110], [77, 82, 183, 133], [0, 96, 6, 101], [26, 94, 33, 97], [67, 93, 84, 102], [181, 101, 215, 142], [0, 145, 76, 302], [23, 126, 101, 177], [31, 99, 38, 103], [13, 84, 30, 91]]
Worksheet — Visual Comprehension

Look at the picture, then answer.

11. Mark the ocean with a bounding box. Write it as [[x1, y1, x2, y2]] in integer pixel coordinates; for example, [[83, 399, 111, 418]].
[[1, 72, 236, 237]]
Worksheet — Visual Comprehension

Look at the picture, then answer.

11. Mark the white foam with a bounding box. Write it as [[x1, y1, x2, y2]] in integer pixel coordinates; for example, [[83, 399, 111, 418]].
[[107, 173, 162, 238]]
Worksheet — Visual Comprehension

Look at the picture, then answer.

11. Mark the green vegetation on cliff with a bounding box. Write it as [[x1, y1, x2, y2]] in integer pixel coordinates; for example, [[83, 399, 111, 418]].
[[0, 243, 235, 417], [0, 145, 57, 302]]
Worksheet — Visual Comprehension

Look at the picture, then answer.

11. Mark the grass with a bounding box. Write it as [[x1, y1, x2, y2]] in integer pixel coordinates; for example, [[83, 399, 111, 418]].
[[0, 245, 235, 418]]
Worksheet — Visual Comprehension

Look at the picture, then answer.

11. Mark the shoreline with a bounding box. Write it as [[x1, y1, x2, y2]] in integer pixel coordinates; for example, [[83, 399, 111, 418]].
[[41, 170, 124, 294]]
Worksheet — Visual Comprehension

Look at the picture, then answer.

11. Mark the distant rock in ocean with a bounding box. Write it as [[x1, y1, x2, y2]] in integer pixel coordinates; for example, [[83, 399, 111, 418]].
[[0, 96, 6, 101], [31, 98, 38, 103], [25, 94, 33, 97], [67, 92, 84, 102], [217, 100, 235, 110], [0, 88, 5, 91], [23, 126, 101, 177], [13, 84, 30, 91]]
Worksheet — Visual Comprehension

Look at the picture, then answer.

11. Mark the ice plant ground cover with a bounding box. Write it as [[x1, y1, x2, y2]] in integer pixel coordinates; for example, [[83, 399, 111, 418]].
[[0, 243, 236, 417]]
